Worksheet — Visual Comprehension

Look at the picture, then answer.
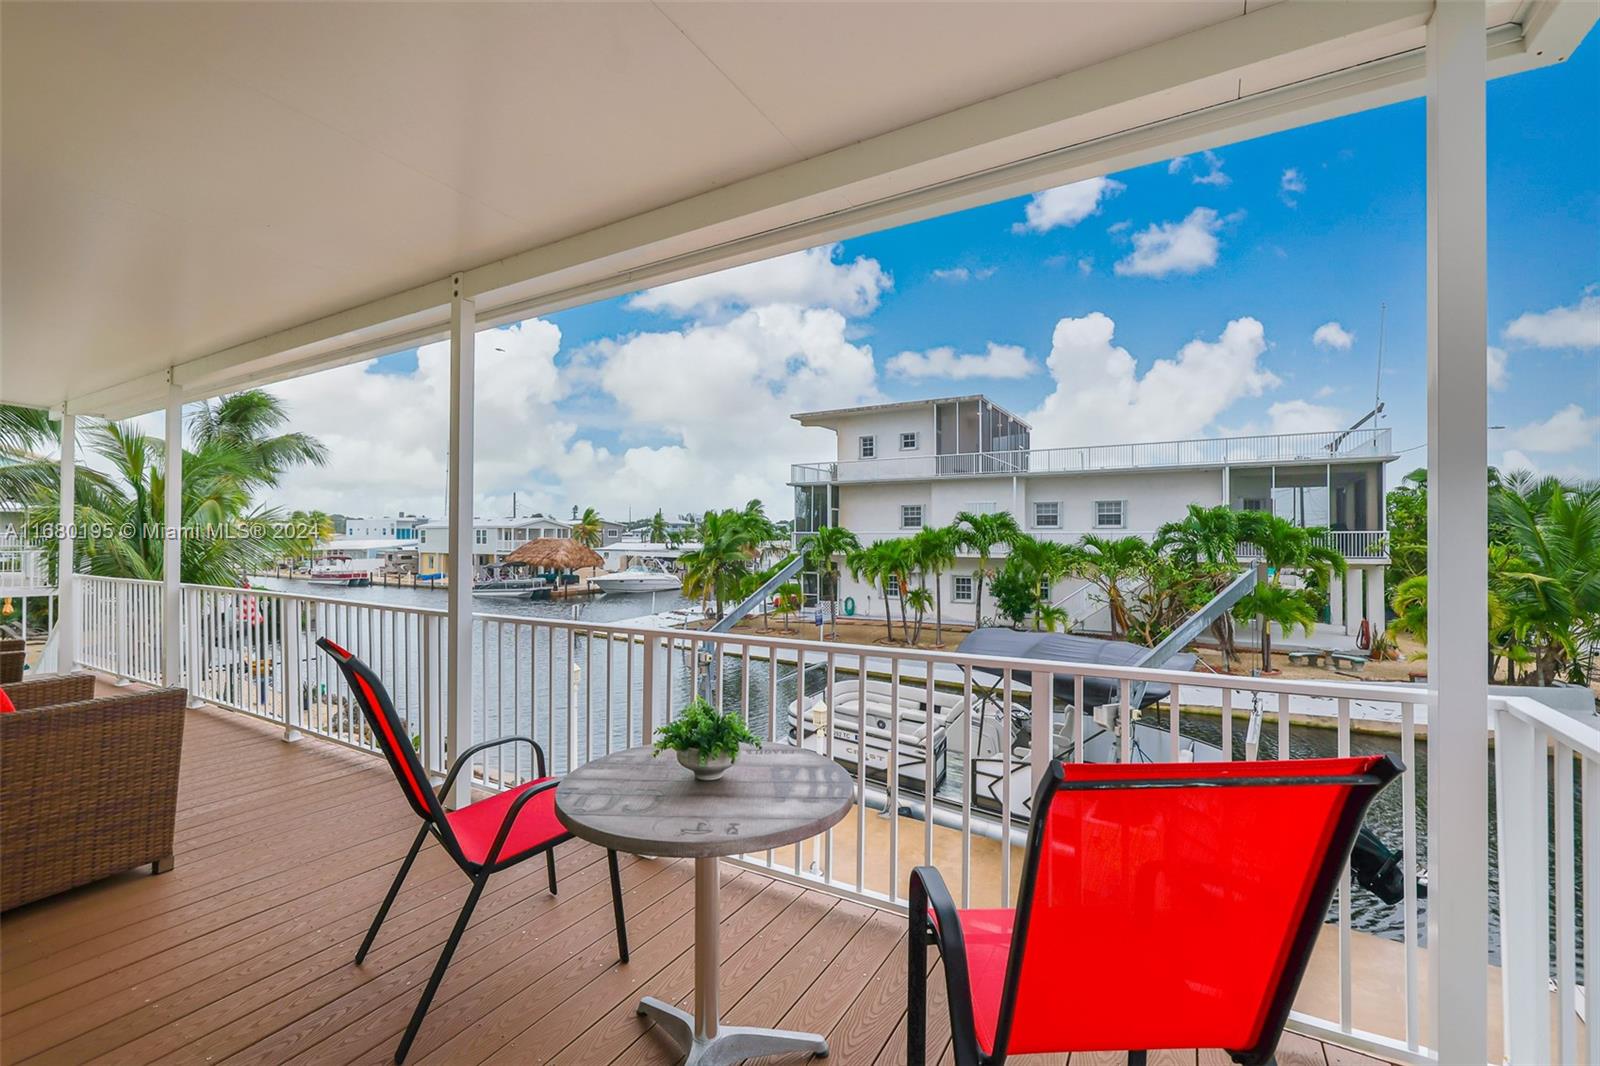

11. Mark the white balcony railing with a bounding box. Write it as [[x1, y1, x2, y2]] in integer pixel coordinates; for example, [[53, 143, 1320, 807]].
[[0, 536, 50, 591], [70, 571, 1579, 1064], [1491, 694, 1598, 1066], [792, 428, 1394, 485]]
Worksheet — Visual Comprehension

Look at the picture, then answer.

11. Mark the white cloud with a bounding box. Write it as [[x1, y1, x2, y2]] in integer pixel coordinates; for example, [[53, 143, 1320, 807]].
[[1312, 321, 1354, 351], [887, 343, 1035, 381], [1314, 385, 1337, 399], [1076, 257, 1094, 276], [929, 266, 996, 283], [1487, 345, 1508, 390], [1191, 150, 1230, 187], [262, 303, 884, 521], [1503, 404, 1600, 454], [628, 243, 890, 319], [1280, 167, 1306, 205], [1025, 312, 1280, 446], [1114, 207, 1224, 278], [267, 319, 570, 518], [1014, 177, 1125, 233], [1503, 290, 1600, 349], [1265, 399, 1348, 434], [1167, 156, 1189, 175]]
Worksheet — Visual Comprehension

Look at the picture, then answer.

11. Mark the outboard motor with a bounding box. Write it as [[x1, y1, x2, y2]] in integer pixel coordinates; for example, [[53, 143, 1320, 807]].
[[1350, 825, 1424, 904]]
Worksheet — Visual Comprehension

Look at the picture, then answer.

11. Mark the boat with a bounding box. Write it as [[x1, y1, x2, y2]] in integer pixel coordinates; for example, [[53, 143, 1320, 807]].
[[590, 558, 682, 594], [307, 563, 377, 587], [472, 576, 550, 599], [785, 628, 1222, 825]]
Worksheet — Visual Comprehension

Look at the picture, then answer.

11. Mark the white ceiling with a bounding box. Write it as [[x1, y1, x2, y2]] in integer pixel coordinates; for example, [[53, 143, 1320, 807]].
[[0, 1, 1581, 415]]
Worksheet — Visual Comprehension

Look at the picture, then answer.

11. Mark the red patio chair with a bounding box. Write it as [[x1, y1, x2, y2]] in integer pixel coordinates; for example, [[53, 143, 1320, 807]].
[[909, 755, 1401, 1066], [317, 637, 629, 1064]]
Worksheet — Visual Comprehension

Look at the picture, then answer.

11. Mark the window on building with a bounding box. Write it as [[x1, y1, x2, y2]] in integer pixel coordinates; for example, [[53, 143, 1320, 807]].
[[885, 574, 900, 598], [901, 505, 923, 529], [899, 432, 918, 451], [474, 529, 487, 545], [952, 575, 974, 602], [1039, 577, 1052, 601], [1094, 500, 1126, 528], [1032, 501, 1060, 529], [859, 435, 876, 459]]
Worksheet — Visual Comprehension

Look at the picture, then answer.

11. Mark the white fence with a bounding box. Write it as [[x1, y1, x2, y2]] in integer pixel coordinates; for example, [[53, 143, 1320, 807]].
[[0, 536, 49, 591], [1491, 694, 1597, 1066], [73, 572, 1599, 1064]]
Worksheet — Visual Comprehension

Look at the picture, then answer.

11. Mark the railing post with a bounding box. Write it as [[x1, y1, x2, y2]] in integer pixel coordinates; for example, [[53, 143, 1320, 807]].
[[1491, 704, 1550, 1066], [114, 581, 131, 685], [185, 586, 205, 707], [1029, 670, 1052, 822], [640, 631, 657, 744], [281, 596, 303, 743]]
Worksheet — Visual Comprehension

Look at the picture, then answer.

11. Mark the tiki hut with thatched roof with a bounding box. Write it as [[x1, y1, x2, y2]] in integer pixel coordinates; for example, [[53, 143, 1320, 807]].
[[501, 538, 604, 577]]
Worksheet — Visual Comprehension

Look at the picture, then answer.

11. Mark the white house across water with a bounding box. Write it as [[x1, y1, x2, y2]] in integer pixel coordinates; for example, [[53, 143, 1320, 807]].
[[791, 395, 1397, 637]]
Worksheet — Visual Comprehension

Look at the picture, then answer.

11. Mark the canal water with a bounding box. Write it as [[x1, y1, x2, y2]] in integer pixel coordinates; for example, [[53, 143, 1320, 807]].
[[257, 577, 1526, 963]]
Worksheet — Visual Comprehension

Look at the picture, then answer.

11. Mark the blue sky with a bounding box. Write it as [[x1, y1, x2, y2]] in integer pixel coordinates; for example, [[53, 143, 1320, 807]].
[[280, 33, 1599, 521]]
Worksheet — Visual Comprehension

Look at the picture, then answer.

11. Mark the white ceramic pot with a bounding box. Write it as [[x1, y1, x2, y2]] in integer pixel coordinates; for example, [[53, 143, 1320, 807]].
[[676, 748, 734, 781]]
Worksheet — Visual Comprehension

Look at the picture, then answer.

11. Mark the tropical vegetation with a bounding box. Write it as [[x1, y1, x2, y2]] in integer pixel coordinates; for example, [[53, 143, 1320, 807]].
[[652, 698, 760, 763], [677, 500, 781, 618], [4, 392, 331, 588], [1387, 468, 1599, 684]]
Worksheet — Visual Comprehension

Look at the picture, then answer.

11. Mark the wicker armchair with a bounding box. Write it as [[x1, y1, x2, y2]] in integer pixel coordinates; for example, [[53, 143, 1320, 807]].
[[3, 672, 96, 709], [0, 638, 24, 683], [0, 685, 187, 911]]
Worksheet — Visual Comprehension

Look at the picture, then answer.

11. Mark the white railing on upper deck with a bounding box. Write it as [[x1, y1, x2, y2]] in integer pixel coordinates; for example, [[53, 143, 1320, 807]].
[[76, 573, 1437, 1063], [0, 535, 50, 591], [1237, 529, 1389, 561], [791, 428, 1394, 484], [1491, 694, 1597, 1066]]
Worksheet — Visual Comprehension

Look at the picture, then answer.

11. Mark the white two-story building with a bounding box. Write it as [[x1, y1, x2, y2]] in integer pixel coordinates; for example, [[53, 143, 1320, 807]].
[[416, 514, 572, 578], [790, 395, 1395, 638]]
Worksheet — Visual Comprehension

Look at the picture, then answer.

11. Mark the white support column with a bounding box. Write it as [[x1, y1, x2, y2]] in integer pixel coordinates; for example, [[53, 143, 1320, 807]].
[[1368, 566, 1385, 638], [1345, 565, 1364, 633], [56, 406, 77, 671], [163, 380, 184, 689], [1328, 571, 1345, 630], [1424, 4, 1489, 1063], [445, 277, 476, 809]]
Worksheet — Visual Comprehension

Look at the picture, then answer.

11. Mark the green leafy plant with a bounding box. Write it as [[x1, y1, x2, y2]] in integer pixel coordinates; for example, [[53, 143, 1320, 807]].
[[653, 698, 760, 763]]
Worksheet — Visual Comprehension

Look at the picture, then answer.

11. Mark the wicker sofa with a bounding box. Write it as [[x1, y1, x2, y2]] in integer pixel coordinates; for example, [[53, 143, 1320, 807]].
[[0, 638, 24, 683], [1, 675, 187, 910]]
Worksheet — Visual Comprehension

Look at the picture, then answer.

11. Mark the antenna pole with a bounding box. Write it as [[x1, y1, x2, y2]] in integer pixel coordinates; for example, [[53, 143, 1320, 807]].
[[1374, 301, 1387, 418]]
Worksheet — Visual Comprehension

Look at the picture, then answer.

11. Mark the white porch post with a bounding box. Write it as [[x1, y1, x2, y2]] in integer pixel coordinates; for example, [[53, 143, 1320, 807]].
[[1328, 571, 1345, 630], [1345, 566, 1364, 633], [163, 379, 184, 688], [56, 405, 77, 670], [445, 276, 476, 809], [1425, 3, 1489, 1063]]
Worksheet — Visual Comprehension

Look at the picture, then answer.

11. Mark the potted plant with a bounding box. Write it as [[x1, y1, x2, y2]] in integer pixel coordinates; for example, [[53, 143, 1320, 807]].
[[653, 698, 759, 781]]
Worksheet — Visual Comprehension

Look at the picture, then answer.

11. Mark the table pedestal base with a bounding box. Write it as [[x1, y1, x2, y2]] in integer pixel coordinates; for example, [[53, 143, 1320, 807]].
[[637, 996, 829, 1065]]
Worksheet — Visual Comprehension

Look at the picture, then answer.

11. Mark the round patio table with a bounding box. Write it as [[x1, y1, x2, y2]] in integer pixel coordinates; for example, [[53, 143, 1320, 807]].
[[555, 744, 853, 1066]]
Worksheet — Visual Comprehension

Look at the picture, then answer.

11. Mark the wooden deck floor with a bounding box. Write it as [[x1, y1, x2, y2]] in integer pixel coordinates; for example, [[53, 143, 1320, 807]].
[[1, 698, 1395, 1066]]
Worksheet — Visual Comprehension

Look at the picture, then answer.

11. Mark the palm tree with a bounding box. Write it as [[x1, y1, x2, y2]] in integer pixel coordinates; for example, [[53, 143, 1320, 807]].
[[953, 510, 1020, 625], [905, 585, 933, 644], [1154, 504, 1240, 567], [648, 509, 668, 544], [847, 541, 902, 643], [1489, 484, 1600, 684], [802, 525, 861, 637], [26, 419, 319, 586], [187, 391, 328, 489], [1073, 534, 1151, 638], [911, 525, 959, 645], [1235, 511, 1348, 584], [1005, 534, 1076, 630], [773, 581, 803, 629], [1231, 582, 1318, 672], [572, 507, 604, 548]]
